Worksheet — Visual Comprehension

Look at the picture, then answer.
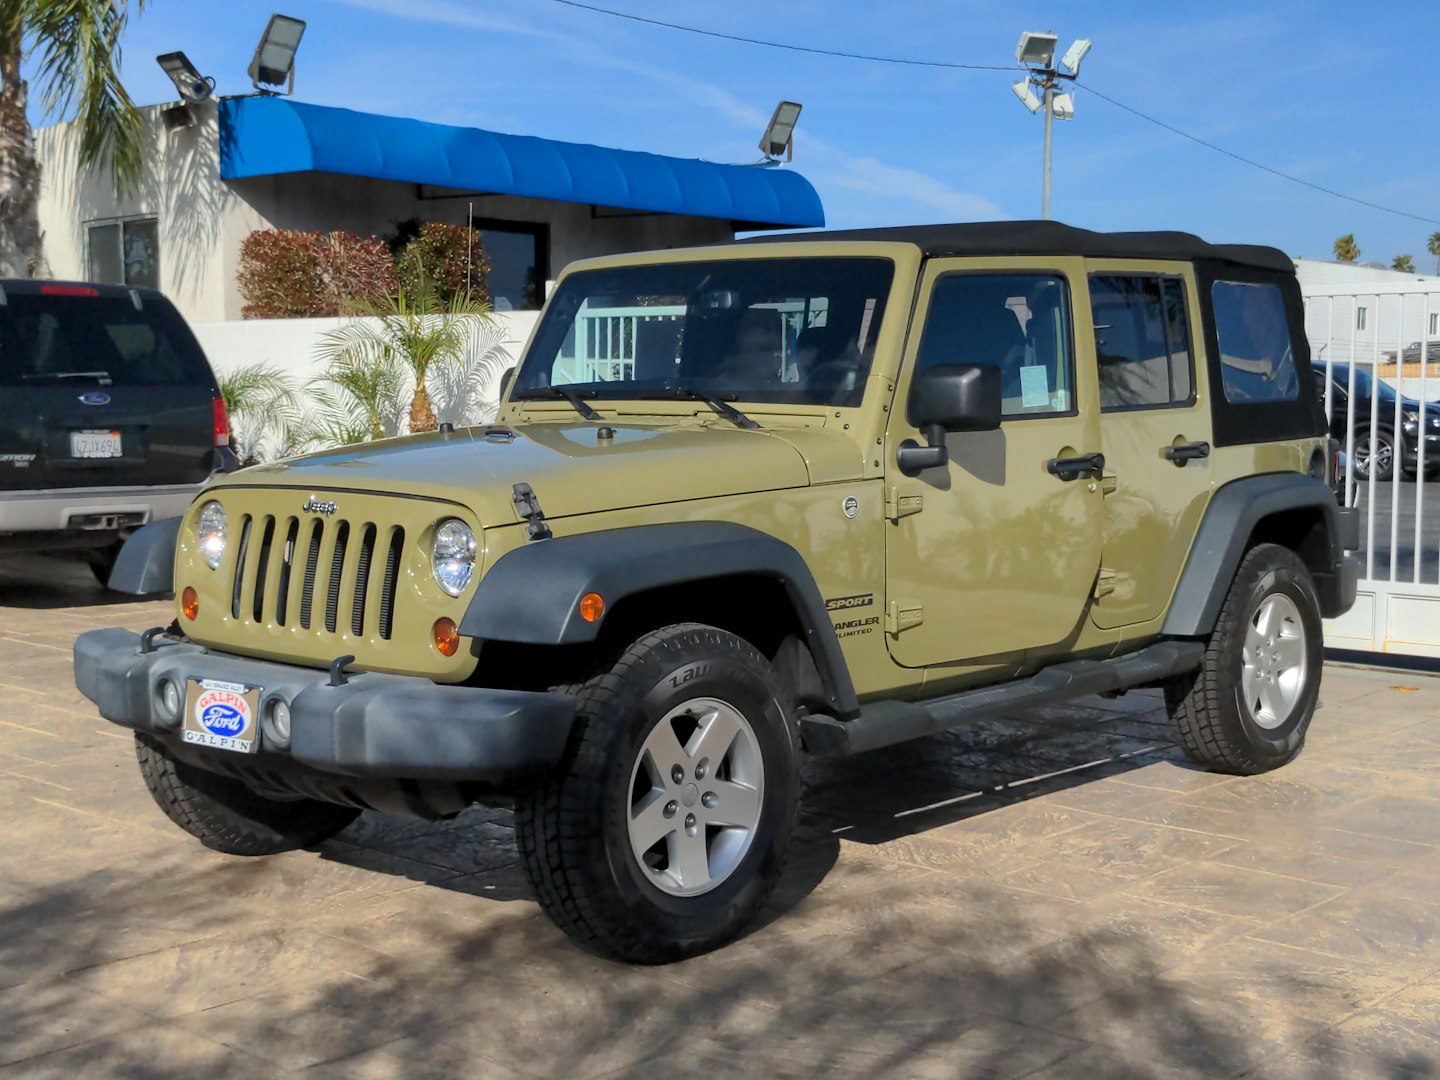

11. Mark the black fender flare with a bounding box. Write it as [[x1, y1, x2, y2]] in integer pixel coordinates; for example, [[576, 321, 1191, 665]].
[[459, 521, 860, 718], [109, 516, 181, 595], [1162, 473, 1356, 637]]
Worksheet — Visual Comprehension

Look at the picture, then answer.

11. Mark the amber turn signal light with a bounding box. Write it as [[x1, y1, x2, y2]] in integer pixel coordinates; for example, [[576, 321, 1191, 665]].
[[181, 586, 199, 621], [579, 592, 605, 623], [432, 617, 460, 657]]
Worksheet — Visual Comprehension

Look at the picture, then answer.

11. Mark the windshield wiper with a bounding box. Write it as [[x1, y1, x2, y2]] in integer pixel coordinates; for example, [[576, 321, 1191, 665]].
[[512, 385, 603, 421], [643, 387, 760, 430], [21, 370, 112, 384]]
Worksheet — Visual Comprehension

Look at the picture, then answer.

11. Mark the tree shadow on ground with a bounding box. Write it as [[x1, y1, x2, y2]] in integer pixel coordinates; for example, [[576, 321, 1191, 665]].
[[1, 697, 1435, 1078]]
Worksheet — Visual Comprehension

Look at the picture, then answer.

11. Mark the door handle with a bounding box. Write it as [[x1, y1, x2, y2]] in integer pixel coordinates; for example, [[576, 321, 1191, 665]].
[[1046, 452, 1106, 481], [1163, 440, 1210, 467]]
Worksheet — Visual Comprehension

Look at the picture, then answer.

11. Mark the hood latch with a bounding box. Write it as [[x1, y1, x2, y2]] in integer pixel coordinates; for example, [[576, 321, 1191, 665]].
[[512, 482, 552, 541]]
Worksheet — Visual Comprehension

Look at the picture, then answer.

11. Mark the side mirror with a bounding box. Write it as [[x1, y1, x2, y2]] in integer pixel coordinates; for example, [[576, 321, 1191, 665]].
[[897, 364, 1002, 476], [498, 367, 516, 403]]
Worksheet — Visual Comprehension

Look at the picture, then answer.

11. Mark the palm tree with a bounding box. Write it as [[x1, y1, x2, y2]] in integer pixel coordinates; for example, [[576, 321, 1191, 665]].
[[1428, 232, 1440, 275], [1393, 254, 1416, 274], [308, 343, 408, 445], [218, 364, 302, 465], [0, 1, 148, 276], [1333, 234, 1360, 263], [315, 277, 493, 435]]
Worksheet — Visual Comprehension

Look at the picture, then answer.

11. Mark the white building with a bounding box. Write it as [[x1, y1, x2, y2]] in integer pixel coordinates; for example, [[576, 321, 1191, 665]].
[[34, 96, 825, 324], [1295, 257, 1440, 367]]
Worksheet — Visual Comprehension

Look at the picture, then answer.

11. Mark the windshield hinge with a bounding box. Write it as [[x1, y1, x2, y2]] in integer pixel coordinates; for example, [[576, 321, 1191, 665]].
[[512, 482, 552, 541], [884, 486, 924, 522]]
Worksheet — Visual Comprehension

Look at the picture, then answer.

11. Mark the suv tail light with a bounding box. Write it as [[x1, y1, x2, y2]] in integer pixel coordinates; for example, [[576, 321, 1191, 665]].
[[213, 396, 231, 447]]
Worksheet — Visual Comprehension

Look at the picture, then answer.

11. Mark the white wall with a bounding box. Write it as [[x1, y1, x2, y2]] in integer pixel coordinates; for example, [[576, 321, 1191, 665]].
[[191, 311, 540, 441]]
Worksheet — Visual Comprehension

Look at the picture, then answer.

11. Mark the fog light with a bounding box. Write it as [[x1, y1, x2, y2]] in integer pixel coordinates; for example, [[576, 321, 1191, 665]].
[[155, 677, 182, 725], [432, 617, 460, 657], [181, 586, 199, 620], [266, 698, 292, 744], [579, 592, 605, 623]]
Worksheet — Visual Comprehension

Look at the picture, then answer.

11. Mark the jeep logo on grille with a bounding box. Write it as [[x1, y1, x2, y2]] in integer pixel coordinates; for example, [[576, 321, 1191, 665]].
[[302, 497, 338, 516]]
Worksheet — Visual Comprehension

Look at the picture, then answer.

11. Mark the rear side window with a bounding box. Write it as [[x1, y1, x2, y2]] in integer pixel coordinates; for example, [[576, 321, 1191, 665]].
[[1212, 281, 1299, 403], [1090, 275, 1194, 410], [0, 294, 211, 388]]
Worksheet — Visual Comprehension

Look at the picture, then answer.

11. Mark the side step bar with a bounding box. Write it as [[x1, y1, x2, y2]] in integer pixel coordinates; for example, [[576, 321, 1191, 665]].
[[802, 640, 1204, 757]]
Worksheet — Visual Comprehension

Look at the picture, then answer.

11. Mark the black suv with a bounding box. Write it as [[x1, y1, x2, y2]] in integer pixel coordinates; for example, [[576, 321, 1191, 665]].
[[0, 281, 234, 583], [1313, 362, 1440, 481]]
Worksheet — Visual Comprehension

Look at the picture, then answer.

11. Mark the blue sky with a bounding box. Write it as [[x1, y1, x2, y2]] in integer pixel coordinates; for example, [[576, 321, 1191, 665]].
[[37, 0, 1440, 267]]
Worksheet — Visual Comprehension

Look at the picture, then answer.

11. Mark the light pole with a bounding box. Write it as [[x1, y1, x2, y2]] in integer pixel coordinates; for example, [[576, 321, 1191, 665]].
[[1012, 32, 1091, 219]]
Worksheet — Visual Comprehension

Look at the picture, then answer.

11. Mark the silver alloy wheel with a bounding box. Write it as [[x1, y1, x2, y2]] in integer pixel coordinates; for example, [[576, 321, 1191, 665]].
[[1241, 592, 1308, 729], [1355, 435, 1393, 479], [626, 696, 765, 897]]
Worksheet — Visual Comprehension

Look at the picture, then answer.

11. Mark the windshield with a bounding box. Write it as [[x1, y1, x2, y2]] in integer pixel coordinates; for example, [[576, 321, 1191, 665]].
[[515, 257, 896, 407], [1322, 364, 1398, 404]]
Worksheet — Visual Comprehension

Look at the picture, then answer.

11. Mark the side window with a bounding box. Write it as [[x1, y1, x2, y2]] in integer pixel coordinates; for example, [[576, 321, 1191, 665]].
[[915, 273, 1073, 418], [1090, 275, 1193, 410], [1212, 281, 1299, 403]]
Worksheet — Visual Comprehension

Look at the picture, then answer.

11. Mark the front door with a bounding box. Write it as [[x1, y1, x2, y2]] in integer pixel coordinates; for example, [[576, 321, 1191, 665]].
[[883, 258, 1105, 669], [1085, 264, 1215, 629]]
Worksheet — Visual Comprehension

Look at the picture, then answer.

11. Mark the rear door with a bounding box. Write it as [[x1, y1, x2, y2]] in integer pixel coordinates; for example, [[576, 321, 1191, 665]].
[[0, 285, 220, 493], [1085, 262, 1214, 630]]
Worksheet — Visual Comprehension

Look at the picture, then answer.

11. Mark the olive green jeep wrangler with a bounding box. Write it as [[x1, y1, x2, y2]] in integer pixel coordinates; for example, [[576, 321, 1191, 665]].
[[74, 222, 1358, 963]]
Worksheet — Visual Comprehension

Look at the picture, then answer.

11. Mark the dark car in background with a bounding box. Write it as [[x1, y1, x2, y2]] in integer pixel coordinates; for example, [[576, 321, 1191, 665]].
[[0, 281, 233, 584], [1314, 362, 1440, 481], [1402, 340, 1440, 364]]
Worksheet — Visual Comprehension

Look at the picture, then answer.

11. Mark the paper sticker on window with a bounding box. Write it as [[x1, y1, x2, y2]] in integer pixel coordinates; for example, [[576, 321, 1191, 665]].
[[1019, 365, 1050, 408]]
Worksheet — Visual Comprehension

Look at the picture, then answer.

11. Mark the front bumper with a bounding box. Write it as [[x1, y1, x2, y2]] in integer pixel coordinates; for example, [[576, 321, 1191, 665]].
[[73, 628, 575, 783]]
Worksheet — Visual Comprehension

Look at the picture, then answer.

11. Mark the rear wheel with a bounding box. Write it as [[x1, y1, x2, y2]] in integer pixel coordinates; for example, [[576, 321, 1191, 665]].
[[135, 734, 360, 855], [516, 623, 800, 963], [1165, 544, 1324, 775]]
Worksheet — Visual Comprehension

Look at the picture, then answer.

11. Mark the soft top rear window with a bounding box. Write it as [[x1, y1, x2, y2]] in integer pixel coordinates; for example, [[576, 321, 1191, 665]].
[[0, 293, 212, 388]]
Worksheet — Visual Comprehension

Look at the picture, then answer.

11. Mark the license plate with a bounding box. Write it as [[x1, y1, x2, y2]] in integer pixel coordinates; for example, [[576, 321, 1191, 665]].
[[71, 430, 122, 459], [181, 678, 262, 754]]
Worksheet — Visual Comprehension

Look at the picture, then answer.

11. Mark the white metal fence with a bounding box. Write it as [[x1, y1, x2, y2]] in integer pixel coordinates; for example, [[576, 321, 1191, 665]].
[[1305, 281, 1440, 658]]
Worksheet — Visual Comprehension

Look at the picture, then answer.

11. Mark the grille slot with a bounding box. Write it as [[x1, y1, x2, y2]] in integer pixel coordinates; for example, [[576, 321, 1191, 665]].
[[275, 518, 299, 626], [252, 517, 275, 623], [299, 520, 323, 630], [352, 524, 377, 637], [324, 522, 350, 634], [379, 527, 403, 640], [231, 515, 253, 619]]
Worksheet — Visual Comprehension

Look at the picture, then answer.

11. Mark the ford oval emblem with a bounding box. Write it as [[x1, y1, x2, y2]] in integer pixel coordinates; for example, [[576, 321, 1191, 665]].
[[195, 689, 249, 737], [79, 391, 111, 406]]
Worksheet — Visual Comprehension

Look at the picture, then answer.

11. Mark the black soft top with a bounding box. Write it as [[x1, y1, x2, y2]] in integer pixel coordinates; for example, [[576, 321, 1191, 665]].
[[736, 220, 1293, 275]]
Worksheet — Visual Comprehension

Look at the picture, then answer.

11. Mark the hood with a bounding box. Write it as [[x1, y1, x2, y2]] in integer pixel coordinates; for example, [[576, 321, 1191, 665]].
[[223, 421, 829, 525]]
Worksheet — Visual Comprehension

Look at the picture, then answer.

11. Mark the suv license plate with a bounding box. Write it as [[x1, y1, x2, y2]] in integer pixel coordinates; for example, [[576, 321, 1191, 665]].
[[71, 431, 122, 459], [181, 678, 262, 754]]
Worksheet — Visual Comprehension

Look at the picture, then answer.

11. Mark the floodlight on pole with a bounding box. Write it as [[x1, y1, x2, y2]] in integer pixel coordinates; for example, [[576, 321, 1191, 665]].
[[1012, 81, 1042, 114], [1010, 29, 1091, 219], [156, 51, 214, 104], [247, 13, 306, 95], [759, 101, 803, 162]]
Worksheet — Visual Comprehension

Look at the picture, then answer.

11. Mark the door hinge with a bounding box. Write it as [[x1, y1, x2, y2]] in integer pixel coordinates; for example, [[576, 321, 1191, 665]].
[[884, 486, 924, 522], [885, 600, 924, 634], [1100, 473, 1118, 495], [1094, 567, 1117, 599]]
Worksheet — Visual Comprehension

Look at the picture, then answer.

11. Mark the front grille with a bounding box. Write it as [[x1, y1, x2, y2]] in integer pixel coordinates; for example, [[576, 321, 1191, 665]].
[[229, 512, 404, 641]]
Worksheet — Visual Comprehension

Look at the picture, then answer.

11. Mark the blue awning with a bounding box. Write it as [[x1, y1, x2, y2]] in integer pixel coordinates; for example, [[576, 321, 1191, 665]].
[[218, 98, 824, 230]]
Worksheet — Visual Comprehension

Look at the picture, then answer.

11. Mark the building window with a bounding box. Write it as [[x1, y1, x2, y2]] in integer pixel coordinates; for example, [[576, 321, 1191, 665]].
[[1430, 313, 1437, 336], [86, 217, 159, 290], [473, 218, 549, 311], [1356, 306, 1368, 331]]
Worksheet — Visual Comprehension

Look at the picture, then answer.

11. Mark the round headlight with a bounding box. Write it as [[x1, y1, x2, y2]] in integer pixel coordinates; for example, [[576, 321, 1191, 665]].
[[432, 519, 477, 597], [197, 500, 227, 569]]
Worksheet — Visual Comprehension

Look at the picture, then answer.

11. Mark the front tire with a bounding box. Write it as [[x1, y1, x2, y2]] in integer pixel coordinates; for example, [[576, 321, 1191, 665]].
[[1165, 544, 1324, 775], [1353, 429, 1395, 482], [135, 734, 360, 855], [516, 624, 800, 964]]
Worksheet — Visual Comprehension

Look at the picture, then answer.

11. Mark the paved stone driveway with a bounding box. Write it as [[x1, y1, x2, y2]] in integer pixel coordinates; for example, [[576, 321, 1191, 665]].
[[2, 553, 1439, 1079]]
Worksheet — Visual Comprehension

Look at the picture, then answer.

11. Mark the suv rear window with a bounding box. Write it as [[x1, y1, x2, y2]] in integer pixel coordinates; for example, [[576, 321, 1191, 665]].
[[1212, 281, 1299, 404], [0, 292, 212, 388]]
